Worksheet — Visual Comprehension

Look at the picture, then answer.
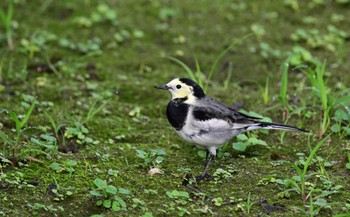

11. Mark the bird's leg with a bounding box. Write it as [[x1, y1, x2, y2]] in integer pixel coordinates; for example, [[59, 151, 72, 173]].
[[182, 151, 209, 186], [202, 153, 214, 176], [196, 152, 215, 183], [204, 149, 210, 166]]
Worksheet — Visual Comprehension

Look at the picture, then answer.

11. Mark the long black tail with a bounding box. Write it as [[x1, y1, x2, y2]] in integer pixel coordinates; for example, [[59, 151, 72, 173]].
[[257, 121, 308, 132]]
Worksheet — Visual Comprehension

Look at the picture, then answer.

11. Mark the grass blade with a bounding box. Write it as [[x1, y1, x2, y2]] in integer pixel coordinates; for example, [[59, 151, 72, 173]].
[[44, 111, 59, 137], [303, 134, 330, 175], [166, 56, 196, 82], [0, 9, 5, 25], [9, 111, 21, 132], [194, 56, 203, 87], [0, 130, 13, 146], [316, 62, 327, 110], [205, 33, 253, 91], [279, 61, 289, 107], [20, 102, 36, 129], [8, 1, 13, 26], [292, 163, 303, 176], [263, 77, 269, 105], [332, 95, 350, 109], [84, 100, 109, 124]]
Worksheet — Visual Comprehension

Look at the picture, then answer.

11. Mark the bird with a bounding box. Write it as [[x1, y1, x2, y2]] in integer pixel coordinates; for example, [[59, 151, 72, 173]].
[[155, 78, 307, 183]]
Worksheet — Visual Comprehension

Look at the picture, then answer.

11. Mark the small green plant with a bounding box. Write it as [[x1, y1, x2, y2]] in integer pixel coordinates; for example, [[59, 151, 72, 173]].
[[113, 29, 144, 44], [50, 187, 73, 201], [159, 7, 176, 21], [136, 149, 165, 167], [212, 197, 223, 206], [74, 3, 118, 27], [19, 30, 57, 59], [154, 7, 176, 31], [89, 178, 130, 211], [95, 151, 111, 163], [128, 106, 142, 122], [303, 62, 350, 138], [0, 0, 14, 50], [251, 24, 265, 39], [258, 42, 283, 60], [58, 37, 102, 54], [244, 192, 252, 214], [30, 203, 64, 215], [44, 111, 65, 142], [0, 102, 36, 159], [0, 171, 25, 186], [292, 194, 333, 217], [20, 33, 47, 59], [257, 175, 277, 186], [165, 190, 191, 216], [212, 168, 234, 181], [83, 100, 109, 124], [49, 160, 77, 177], [278, 135, 330, 201], [284, 0, 299, 12], [290, 26, 348, 52], [64, 121, 99, 145], [330, 109, 350, 137], [131, 198, 146, 212], [235, 192, 255, 214], [232, 134, 268, 152], [287, 46, 318, 66], [346, 154, 350, 170], [47, 178, 74, 201], [306, 62, 329, 138], [30, 134, 58, 159]]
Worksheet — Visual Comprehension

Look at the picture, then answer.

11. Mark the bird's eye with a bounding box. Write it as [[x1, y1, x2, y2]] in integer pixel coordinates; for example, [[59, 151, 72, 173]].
[[176, 84, 182, 89]]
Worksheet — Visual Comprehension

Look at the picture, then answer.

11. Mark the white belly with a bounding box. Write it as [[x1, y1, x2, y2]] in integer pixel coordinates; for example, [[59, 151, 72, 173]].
[[175, 111, 239, 149], [176, 129, 236, 148]]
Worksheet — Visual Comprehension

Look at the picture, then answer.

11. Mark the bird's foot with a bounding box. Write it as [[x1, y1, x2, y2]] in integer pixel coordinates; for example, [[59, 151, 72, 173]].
[[182, 174, 204, 193], [195, 173, 213, 183], [182, 174, 196, 186], [183, 173, 213, 185], [182, 173, 213, 187]]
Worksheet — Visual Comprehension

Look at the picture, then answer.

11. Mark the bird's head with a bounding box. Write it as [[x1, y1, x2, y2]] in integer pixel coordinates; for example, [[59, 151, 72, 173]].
[[155, 78, 205, 101]]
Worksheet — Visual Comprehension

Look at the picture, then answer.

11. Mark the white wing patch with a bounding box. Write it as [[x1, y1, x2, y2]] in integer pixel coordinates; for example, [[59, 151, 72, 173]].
[[191, 117, 232, 132], [232, 123, 260, 130]]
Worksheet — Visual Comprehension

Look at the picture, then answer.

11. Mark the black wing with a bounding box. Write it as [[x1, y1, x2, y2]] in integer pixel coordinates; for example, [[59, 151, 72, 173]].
[[230, 108, 262, 120], [193, 96, 256, 124]]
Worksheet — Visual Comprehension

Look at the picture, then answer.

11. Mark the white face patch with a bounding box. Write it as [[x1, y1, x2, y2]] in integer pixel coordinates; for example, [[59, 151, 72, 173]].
[[167, 79, 194, 100]]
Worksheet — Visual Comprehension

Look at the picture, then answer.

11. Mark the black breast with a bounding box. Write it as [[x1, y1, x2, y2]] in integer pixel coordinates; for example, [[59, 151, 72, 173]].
[[166, 99, 189, 131]]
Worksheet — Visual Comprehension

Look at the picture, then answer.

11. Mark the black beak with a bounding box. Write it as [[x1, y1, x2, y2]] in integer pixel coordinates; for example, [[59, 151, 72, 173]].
[[154, 84, 170, 90]]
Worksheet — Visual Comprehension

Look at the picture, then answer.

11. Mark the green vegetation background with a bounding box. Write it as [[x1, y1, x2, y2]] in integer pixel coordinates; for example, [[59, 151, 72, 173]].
[[0, 0, 349, 216]]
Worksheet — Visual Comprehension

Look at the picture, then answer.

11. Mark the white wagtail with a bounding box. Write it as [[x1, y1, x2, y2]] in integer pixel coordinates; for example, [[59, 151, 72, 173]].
[[155, 78, 307, 182]]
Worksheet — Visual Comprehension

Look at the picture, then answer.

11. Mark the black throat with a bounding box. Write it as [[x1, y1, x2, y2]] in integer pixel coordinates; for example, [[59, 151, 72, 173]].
[[166, 97, 189, 131]]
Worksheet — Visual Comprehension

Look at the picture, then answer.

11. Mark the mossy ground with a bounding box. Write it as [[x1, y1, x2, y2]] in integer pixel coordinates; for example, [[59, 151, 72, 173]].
[[0, 0, 350, 216]]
